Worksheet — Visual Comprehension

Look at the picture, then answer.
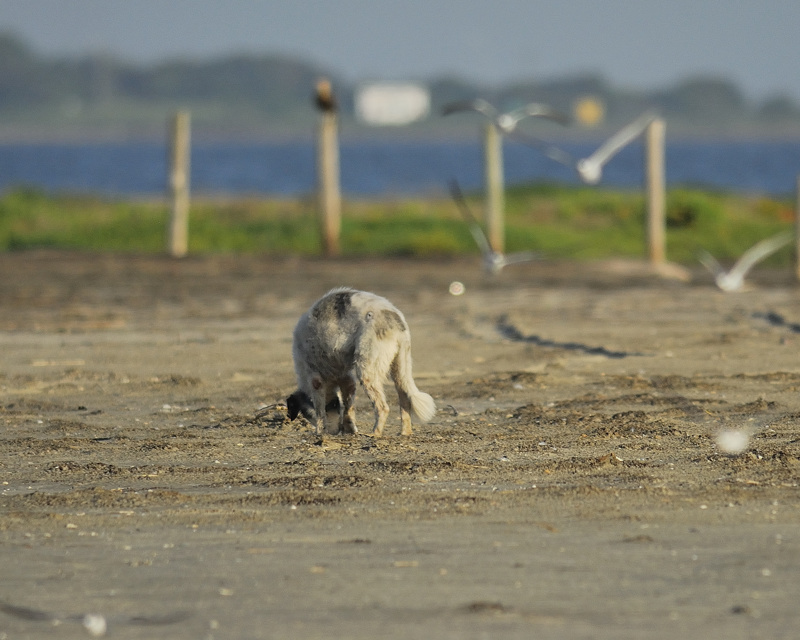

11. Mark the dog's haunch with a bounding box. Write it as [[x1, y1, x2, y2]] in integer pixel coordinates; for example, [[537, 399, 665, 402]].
[[287, 287, 435, 436]]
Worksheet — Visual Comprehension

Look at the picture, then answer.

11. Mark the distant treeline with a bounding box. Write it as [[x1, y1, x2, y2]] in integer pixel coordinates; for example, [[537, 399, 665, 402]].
[[1, 31, 798, 141]]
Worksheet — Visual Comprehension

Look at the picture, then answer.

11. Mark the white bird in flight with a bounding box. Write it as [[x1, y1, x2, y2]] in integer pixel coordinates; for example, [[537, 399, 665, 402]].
[[512, 110, 659, 185], [442, 98, 569, 134], [698, 230, 793, 291], [448, 179, 539, 275]]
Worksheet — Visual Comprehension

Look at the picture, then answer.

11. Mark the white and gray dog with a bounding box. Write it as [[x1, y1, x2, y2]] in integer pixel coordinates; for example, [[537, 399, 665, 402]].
[[286, 287, 436, 436]]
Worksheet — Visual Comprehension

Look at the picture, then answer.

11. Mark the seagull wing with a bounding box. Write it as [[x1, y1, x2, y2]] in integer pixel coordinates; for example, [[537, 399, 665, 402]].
[[505, 102, 570, 127], [507, 128, 576, 168], [726, 231, 793, 281], [584, 111, 657, 167], [697, 249, 725, 279], [502, 250, 540, 265], [522, 103, 571, 124], [442, 99, 497, 121], [448, 179, 493, 257]]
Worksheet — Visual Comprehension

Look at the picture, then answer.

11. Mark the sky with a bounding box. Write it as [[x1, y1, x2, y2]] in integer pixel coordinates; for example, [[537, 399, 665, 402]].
[[1, 0, 798, 102]]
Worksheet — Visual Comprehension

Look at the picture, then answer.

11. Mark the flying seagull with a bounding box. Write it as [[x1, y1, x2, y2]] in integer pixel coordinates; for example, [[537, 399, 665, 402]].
[[511, 110, 659, 185], [448, 179, 539, 275], [442, 98, 569, 134], [698, 230, 793, 292]]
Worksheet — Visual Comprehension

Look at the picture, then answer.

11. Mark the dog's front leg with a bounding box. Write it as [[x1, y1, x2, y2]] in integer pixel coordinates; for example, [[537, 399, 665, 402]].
[[339, 374, 358, 434], [309, 378, 328, 435], [323, 388, 342, 435]]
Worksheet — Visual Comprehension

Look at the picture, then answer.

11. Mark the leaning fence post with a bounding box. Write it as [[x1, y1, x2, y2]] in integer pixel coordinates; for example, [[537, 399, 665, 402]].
[[645, 117, 666, 265], [315, 78, 341, 257], [167, 110, 191, 257], [795, 174, 800, 282], [483, 122, 504, 254]]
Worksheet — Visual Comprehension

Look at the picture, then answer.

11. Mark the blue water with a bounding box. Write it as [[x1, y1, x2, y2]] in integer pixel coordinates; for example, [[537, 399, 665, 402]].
[[0, 139, 798, 197]]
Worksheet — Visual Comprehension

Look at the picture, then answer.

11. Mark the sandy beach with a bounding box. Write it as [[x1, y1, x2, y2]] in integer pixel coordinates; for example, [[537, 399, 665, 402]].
[[0, 251, 798, 639]]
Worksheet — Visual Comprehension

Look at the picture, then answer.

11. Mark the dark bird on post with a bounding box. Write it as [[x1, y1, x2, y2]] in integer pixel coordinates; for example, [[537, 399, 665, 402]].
[[315, 78, 337, 113]]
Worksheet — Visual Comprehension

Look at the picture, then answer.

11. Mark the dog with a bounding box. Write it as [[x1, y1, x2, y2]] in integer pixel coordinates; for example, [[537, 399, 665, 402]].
[[286, 287, 436, 436]]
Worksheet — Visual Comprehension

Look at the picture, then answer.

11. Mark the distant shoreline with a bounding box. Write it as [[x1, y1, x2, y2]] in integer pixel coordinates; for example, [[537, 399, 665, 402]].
[[3, 125, 800, 145]]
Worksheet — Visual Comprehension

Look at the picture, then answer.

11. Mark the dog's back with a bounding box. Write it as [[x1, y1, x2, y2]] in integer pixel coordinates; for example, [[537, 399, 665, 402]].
[[295, 285, 408, 359], [290, 287, 435, 435], [293, 288, 363, 381]]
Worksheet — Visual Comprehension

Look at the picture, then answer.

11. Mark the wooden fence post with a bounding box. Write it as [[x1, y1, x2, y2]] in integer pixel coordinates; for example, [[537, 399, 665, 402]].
[[483, 122, 504, 254], [167, 110, 191, 258], [317, 111, 341, 257], [795, 174, 800, 282], [645, 117, 666, 265]]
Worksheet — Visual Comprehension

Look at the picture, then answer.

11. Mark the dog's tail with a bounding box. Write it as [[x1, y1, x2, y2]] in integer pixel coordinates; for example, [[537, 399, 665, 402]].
[[395, 341, 436, 423]]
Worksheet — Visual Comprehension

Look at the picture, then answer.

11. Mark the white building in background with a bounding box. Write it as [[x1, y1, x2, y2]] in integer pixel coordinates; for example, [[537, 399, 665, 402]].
[[355, 83, 430, 126]]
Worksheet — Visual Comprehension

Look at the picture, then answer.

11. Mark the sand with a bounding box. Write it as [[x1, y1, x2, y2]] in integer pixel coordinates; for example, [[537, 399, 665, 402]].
[[0, 251, 798, 639]]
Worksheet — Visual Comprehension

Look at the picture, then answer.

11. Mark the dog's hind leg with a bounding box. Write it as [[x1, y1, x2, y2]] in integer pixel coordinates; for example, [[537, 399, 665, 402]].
[[360, 375, 390, 436], [339, 374, 358, 434], [390, 352, 415, 435], [389, 348, 414, 436], [394, 385, 414, 436], [391, 341, 436, 429]]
